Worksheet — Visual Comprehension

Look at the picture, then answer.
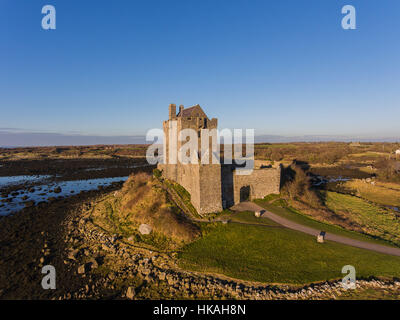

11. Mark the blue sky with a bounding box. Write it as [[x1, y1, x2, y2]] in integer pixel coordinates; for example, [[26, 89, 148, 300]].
[[1, 0, 399, 144]]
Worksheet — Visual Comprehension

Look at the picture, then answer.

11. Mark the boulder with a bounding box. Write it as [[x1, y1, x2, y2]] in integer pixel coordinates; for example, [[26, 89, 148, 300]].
[[158, 272, 166, 281], [126, 287, 135, 299], [139, 224, 152, 235], [24, 200, 35, 207], [68, 249, 79, 260], [77, 264, 87, 274], [88, 258, 99, 270]]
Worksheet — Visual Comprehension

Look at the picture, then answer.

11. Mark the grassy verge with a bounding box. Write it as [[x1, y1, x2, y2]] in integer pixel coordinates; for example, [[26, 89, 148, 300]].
[[225, 211, 281, 227], [254, 198, 398, 248], [178, 222, 400, 285], [163, 179, 201, 218]]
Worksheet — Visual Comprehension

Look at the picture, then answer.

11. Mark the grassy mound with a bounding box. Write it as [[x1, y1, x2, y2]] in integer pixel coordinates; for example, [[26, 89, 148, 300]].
[[91, 172, 200, 249]]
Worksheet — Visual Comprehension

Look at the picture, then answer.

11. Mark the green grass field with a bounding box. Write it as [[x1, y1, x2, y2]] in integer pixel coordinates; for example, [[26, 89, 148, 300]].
[[178, 222, 400, 285], [224, 211, 281, 227]]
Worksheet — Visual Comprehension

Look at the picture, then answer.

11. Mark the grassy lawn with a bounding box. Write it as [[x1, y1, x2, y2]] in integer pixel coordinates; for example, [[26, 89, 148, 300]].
[[224, 211, 281, 227], [254, 198, 397, 247], [178, 222, 400, 285]]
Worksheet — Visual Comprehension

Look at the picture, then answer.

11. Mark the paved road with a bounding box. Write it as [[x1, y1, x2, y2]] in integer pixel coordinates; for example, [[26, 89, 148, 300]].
[[231, 202, 400, 257]]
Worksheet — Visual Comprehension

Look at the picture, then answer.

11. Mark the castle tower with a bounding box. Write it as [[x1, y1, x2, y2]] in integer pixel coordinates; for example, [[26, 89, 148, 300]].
[[158, 103, 223, 215]]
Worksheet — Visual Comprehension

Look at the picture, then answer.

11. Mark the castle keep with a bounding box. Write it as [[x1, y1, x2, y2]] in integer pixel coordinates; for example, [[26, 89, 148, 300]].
[[157, 104, 281, 215]]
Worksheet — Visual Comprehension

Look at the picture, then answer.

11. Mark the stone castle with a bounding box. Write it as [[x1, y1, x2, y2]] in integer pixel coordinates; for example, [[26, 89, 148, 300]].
[[157, 104, 281, 215]]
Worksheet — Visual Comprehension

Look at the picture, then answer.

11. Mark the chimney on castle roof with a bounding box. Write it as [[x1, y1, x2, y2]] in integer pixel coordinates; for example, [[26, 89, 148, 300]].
[[169, 103, 176, 119], [179, 105, 184, 115]]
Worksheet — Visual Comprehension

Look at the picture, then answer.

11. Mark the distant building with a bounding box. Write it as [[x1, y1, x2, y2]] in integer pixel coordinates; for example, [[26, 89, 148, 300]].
[[349, 142, 361, 147]]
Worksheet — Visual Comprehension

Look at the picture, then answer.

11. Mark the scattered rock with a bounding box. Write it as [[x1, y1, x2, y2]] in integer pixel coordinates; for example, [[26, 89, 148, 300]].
[[126, 287, 135, 299], [24, 200, 35, 207], [77, 264, 87, 274], [68, 249, 79, 260], [138, 224, 152, 235], [88, 258, 98, 270]]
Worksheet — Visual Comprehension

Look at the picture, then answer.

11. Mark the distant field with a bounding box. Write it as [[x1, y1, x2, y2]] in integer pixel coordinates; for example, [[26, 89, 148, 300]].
[[255, 144, 298, 149], [178, 222, 400, 285], [348, 152, 386, 158], [0, 145, 149, 160], [309, 166, 372, 179], [3, 142, 398, 166], [324, 191, 400, 245], [339, 180, 400, 207]]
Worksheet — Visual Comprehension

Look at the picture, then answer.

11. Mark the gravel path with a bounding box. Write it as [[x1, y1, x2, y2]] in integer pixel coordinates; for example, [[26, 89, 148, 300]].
[[232, 202, 400, 257]]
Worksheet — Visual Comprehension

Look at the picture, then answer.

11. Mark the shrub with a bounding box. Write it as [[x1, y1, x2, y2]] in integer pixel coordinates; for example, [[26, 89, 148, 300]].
[[282, 162, 322, 208]]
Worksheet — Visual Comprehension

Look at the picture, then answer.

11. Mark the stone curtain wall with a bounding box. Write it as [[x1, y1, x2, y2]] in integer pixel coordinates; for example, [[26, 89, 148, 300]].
[[233, 167, 281, 204], [198, 164, 223, 214], [177, 164, 201, 213]]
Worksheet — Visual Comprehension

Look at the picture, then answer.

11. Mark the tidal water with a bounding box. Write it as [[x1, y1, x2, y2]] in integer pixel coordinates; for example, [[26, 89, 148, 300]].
[[312, 176, 351, 186], [0, 176, 128, 216], [0, 175, 52, 188]]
